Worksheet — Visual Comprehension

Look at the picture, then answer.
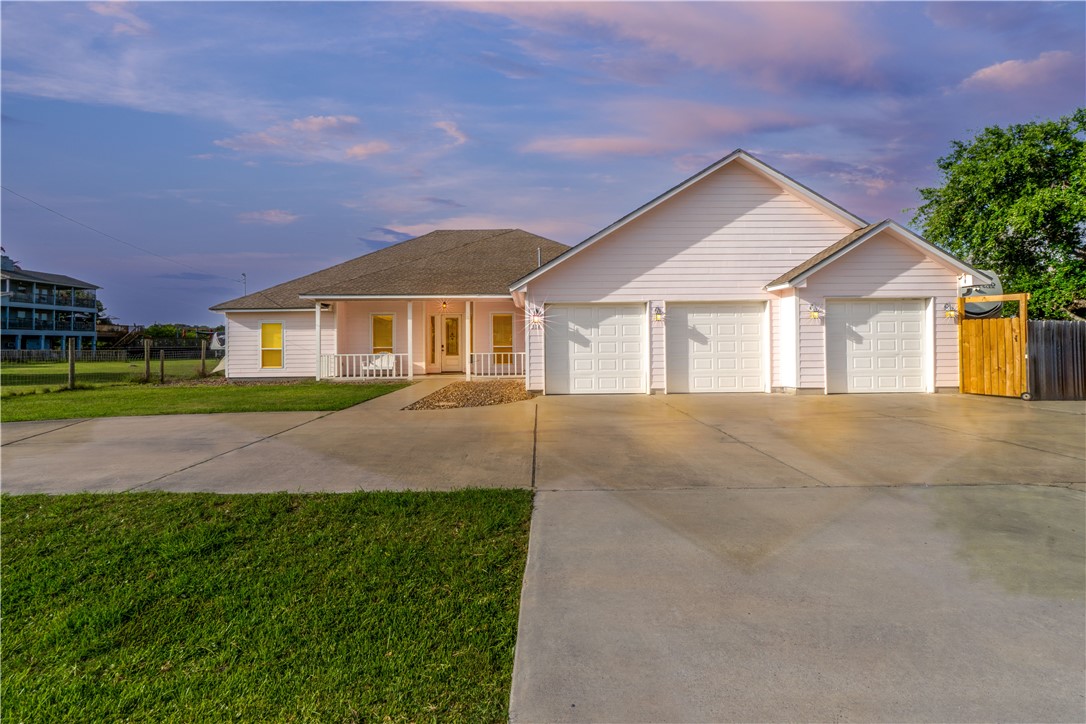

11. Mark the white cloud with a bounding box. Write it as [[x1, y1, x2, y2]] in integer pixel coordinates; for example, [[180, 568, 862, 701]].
[[522, 100, 805, 158], [215, 116, 391, 163], [458, 2, 884, 91], [345, 141, 392, 160], [237, 210, 301, 225], [88, 2, 151, 36], [434, 120, 469, 146], [961, 51, 1078, 92]]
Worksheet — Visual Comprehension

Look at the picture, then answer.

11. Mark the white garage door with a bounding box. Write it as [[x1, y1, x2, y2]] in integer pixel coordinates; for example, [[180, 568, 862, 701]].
[[666, 302, 765, 393], [826, 299, 926, 393], [545, 304, 645, 394]]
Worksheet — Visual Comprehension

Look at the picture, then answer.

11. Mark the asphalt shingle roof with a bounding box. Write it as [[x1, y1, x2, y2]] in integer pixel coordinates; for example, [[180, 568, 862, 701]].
[[211, 229, 568, 311], [1, 266, 99, 290]]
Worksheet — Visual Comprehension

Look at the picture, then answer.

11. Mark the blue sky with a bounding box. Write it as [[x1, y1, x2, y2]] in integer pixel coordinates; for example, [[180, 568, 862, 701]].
[[2, 1, 1083, 326]]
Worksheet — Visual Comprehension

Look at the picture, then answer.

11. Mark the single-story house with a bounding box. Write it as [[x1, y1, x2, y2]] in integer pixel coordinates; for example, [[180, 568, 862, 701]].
[[211, 149, 988, 394]]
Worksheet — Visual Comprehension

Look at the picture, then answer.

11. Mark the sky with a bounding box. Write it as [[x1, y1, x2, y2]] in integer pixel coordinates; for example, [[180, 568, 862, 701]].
[[2, 1, 1083, 327]]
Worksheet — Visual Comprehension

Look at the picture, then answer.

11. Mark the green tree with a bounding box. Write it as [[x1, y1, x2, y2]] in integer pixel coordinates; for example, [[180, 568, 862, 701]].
[[912, 109, 1086, 319], [95, 300, 113, 324], [143, 323, 179, 338]]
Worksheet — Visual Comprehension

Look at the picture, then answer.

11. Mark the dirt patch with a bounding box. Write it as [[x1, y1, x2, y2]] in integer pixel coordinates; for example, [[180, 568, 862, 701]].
[[405, 380, 535, 410]]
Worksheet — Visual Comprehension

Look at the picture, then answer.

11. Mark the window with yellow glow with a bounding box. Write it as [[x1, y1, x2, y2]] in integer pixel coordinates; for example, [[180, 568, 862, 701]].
[[492, 313, 513, 363], [260, 322, 283, 368], [372, 314, 393, 354]]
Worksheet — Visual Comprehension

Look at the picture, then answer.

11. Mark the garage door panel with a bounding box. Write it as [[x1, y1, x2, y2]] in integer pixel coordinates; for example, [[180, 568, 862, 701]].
[[827, 299, 926, 393], [667, 302, 765, 393], [545, 304, 645, 394]]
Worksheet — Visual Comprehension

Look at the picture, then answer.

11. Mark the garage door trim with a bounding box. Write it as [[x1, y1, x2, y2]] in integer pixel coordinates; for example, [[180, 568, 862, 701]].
[[543, 302, 648, 395], [825, 297, 933, 394], [664, 300, 768, 394]]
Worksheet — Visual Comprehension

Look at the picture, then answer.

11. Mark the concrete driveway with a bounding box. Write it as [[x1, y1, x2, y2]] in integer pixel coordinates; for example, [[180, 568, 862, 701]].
[[2, 385, 1084, 721]]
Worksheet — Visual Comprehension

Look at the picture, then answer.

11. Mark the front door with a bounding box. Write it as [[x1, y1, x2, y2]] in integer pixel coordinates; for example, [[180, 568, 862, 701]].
[[440, 314, 462, 372]]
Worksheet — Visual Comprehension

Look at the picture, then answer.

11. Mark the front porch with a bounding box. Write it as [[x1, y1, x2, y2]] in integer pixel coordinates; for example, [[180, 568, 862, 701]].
[[313, 297, 526, 381]]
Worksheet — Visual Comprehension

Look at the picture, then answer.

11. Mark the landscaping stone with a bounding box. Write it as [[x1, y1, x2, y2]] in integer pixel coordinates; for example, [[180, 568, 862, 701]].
[[405, 380, 534, 410]]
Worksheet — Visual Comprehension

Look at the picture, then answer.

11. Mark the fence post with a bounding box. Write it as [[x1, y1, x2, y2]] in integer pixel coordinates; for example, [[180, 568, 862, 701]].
[[159, 349, 165, 384], [200, 339, 207, 376], [68, 344, 76, 390], [144, 339, 151, 382]]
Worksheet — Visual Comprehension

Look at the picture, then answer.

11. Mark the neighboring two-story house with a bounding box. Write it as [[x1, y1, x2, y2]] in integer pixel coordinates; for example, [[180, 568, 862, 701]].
[[1, 254, 99, 350]]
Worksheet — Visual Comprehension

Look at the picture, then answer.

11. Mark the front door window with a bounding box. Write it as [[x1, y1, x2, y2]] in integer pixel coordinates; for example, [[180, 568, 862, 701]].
[[444, 317, 459, 356]]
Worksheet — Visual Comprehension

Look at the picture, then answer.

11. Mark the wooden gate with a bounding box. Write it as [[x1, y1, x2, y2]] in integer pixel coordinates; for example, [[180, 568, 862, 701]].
[[957, 293, 1030, 399]]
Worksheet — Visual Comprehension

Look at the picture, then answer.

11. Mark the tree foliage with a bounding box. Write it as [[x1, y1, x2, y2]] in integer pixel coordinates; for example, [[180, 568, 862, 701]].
[[912, 109, 1086, 319]]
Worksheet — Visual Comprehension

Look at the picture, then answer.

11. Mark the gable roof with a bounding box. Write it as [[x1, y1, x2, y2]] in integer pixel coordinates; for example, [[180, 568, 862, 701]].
[[764, 219, 991, 290], [511, 149, 867, 292], [211, 229, 567, 311]]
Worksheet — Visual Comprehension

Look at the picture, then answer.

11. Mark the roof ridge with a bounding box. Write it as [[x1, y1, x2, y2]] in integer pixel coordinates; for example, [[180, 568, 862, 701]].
[[303, 229, 527, 295]]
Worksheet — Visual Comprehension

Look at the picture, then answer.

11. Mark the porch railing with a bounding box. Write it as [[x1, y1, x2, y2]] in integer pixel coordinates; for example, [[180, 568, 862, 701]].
[[469, 352, 526, 378], [320, 353, 409, 379]]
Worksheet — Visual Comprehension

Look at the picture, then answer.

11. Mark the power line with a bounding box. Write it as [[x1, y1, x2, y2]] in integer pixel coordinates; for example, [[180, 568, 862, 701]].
[[1, 185, 245, 286]]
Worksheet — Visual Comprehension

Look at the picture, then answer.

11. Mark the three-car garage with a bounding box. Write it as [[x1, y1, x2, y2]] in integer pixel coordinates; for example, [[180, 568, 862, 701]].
[[543, 299, 931, 395]]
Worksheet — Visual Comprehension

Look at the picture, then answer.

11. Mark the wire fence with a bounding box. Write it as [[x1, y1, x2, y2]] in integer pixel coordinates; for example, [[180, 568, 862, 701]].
[[1, 343, 225, 393]]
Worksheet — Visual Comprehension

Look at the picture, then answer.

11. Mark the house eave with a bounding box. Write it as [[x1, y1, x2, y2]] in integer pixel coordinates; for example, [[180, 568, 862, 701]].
[[213, 307, 311, 314], [765, 220, 992, 291], [298, 293, 512, 301]]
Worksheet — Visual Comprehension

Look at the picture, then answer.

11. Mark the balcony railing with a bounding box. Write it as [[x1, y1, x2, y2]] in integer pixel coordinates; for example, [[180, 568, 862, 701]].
[[2, 318, 95, 332], [319, 353, 410, 379], [3, 289, 96, 308], [469, 352, 526, 378]]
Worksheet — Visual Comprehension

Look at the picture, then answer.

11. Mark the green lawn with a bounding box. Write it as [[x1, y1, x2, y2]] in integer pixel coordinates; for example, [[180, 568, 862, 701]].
[[0, 381, 408, 422], [2, 490, 534, 722], [2, 358, 212, 392]]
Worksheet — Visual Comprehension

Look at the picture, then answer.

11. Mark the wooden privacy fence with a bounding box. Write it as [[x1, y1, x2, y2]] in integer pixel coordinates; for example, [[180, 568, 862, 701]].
[[1029, 320, 1086, 400], [957, 294, 1030, 399]]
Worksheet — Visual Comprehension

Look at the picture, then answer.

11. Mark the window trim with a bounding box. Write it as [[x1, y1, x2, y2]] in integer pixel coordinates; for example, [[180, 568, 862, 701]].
[[260, 321, 285, 369], [371, 312, 395, 355]]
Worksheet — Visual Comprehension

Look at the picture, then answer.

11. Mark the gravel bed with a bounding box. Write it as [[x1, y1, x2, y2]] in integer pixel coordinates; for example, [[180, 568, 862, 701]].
[[405, 380, 535, 410]]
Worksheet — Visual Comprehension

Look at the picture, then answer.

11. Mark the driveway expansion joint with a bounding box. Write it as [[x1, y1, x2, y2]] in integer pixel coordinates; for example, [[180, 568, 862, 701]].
[[656, 397, 831, 487], [124, 410, 339, 492], [1, 418, 91, 446]]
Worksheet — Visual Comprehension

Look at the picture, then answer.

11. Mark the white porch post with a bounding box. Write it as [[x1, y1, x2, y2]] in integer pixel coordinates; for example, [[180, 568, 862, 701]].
[[465, 301, 472, 381], [407, 301, 414, 380], [314, 302, 322, 380]]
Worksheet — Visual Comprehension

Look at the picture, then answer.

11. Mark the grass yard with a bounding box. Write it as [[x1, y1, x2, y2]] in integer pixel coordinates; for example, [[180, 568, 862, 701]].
[[0, 380, 407, 422], [2, 490, 534, 722], [2, 358, 212, 393]]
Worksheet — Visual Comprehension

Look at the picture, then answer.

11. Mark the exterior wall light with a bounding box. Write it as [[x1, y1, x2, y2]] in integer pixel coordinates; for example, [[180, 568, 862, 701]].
[[653, 306, 665, 323], [440, 300, 448, 311], [527, 305, 545, 330], [808, 304, 824, 320], [944, 302, 958, 319]]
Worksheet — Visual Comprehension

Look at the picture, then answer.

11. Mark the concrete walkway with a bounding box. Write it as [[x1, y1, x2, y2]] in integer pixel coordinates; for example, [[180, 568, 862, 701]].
[[1, 378, 534, 494], [2, 388, 1084, 721]]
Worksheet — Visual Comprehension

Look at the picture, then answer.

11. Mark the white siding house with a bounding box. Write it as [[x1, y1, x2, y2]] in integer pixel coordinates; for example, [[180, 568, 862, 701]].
[[213, 150, 986, 395], [511, 150, 986, 395]]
